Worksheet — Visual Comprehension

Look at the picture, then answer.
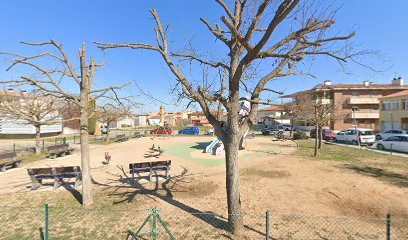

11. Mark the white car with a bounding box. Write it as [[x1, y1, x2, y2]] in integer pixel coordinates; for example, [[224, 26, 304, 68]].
[[376, 135, 408, 153], [375, 129, 408, 140], [332, 128, 376, 145]]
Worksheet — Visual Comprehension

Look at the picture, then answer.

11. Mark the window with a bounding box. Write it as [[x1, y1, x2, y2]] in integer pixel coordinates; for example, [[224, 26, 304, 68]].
[[359, 130, 374, 136], [386, 136, 401, 141], [403, 99, 408, 110], [382, 101, 399, 111]]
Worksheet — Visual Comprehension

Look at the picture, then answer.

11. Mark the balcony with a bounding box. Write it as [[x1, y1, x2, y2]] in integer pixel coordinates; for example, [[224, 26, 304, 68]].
[[351, 110, 380, 119], [349, 97, 379, 104]]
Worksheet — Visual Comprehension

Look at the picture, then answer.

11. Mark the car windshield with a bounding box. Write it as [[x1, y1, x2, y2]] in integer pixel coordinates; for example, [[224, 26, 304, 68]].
[[322, 130, 331, 133], [360, 130, 374, 135]]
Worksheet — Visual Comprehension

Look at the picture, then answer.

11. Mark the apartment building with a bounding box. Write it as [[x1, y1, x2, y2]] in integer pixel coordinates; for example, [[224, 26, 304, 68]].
[[284, 78, 408, 131], [256, 105, 290, 125], [379, 90, 408, 131]]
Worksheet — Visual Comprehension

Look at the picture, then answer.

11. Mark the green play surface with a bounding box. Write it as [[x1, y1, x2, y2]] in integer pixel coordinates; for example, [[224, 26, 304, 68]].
[[165, 141, 280, 167]]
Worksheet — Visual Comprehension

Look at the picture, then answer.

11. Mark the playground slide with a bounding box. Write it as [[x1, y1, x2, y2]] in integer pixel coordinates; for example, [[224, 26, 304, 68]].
[[205, 138, 221, 154]]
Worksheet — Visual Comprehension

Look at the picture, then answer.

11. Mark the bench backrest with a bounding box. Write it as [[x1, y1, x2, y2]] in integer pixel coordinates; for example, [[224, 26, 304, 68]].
[[28, 166, 81, 176], [47, 143, 70, 151], [0, 152, 16, 160], [129, 160, 171, 170]]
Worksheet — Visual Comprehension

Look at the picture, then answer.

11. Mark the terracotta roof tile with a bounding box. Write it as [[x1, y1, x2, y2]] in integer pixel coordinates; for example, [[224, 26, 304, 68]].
[[379, 90, 408, 99]]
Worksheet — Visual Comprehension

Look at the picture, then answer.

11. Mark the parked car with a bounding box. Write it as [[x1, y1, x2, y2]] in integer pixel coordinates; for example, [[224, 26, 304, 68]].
[[261, 125, 284, 135], [282, 124, 293, 131], [375, 129, 408, 140], [332, 128, 376, 145], [150, 127, 172, 134], [310, 129, 334, 140], [376, 135, 408, 153], [205, 129, 214, 135], [178, 126, 199, 135]]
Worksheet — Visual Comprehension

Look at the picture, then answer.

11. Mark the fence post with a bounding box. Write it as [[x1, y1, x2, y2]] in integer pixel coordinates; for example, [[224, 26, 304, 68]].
[[152, 208, 157, 240], [386, 212, 391, 240], [42, 140, 45, 151], [44, 203, 49, 240], [265, 209, 269, 240], [13, 143, 16, 154]]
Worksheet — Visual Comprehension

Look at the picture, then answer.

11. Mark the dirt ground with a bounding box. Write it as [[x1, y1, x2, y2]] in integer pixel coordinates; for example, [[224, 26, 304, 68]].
[[0, 136, 407, 239]]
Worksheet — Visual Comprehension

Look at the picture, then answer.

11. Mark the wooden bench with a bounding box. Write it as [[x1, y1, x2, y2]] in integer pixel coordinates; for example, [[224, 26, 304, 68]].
[[134, 132, 146, 138], [116, 134, 128, 142], [47, 144, 74, 159], [129, 160, 171, 181], [27, 166, 82, 190], [0, 153, 22, 172]]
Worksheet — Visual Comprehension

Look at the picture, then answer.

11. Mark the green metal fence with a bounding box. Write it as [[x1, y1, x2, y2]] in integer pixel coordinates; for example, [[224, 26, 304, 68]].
[[0, 204, 407, 239]]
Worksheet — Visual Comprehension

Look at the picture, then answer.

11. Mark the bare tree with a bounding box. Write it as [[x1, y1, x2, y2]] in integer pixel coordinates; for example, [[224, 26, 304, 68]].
[[96, 0, 360, 233], [97, 102, 131, 142], [0, 90, 61, 155], [287, 92, 342, 156], [0, 41, 129, 206]]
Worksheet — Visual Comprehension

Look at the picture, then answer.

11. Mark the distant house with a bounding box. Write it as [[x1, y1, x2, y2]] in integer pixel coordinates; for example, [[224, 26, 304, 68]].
[[379, 90, 408, 131], [188, 112, 210, 126], [257, 105, 289, 125], [0, 90, 62, 136], [148, 116, 161, 126], [134, 114, 148, 127]]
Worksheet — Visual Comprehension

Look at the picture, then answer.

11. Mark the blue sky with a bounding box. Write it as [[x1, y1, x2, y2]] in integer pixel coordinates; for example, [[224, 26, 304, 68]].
[[1, 1, 407, 113]]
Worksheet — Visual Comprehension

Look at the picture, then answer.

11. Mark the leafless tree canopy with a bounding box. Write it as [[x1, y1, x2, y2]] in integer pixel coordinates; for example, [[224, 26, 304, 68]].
[[0, 40, 129, 106], [95, 0, 362, 232], [0, 90, 61, 126], [96, 0, 359, 140]]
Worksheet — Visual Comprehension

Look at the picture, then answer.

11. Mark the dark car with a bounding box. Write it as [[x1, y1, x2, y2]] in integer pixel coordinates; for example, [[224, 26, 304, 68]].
[[150, 127, 172, 134], [261, 125, 284, 135], [310, 129, 334, 140], [178, 126, 199, 135]]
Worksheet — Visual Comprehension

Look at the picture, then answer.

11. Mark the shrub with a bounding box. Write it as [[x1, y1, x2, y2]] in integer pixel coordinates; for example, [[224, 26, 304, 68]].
[[293, 131, 309, 140]]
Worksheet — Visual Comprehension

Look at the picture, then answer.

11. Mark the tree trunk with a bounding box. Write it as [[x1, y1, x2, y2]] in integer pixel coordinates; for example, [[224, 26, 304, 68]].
[[35, 125, 41, 156], [318, 127, 322, 149], [224, 91, 244, 233], [314, 125, 319, 157], [289, 117, 294, 137], [106, 125, 110, 142], [224, 132, 243, 234], [80, 104, 93, 206], [79, 45, 93, 207]]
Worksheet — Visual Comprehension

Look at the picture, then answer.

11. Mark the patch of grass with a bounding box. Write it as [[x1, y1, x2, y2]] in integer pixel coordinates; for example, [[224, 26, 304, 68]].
[[344, 164, 408, 188], [296, 140, 407, 165], [296, 140, 408, 187], [242, 168, 290, 179]]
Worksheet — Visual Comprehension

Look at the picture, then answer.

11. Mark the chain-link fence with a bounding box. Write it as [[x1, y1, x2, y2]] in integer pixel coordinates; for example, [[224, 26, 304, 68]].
[[0, 204, 407, 239]]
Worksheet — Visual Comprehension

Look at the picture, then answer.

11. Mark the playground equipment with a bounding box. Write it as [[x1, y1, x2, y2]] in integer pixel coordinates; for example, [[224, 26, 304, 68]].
[[205, 138, 221, 154], [213, 142, 224, 156]]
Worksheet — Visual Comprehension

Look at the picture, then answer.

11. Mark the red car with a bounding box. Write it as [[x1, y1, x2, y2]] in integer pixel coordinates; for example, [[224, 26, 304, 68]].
[[150, 127, 172, 134], [310, 129, 334, 140]]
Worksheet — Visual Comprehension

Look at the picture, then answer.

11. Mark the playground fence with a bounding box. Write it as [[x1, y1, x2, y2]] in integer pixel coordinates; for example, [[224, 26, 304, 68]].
[[0, 204, 407, 239]]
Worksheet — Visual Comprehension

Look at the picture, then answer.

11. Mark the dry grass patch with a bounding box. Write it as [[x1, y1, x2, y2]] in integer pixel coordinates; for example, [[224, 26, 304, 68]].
[[241, 168, 290, 179]]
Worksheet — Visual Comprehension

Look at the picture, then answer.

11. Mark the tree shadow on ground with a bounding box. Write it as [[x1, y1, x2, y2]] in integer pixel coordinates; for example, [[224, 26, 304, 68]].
[[92, 165, 265, 238], [190, 142, 211, 150], [343, 164, 408, 188], [63, 183, 83, 204]]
